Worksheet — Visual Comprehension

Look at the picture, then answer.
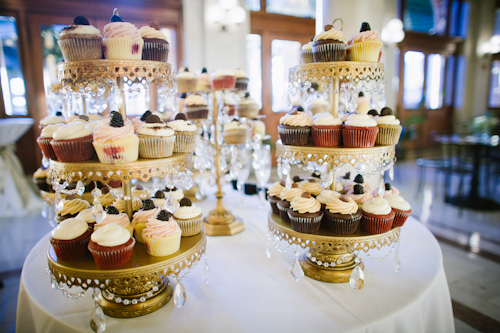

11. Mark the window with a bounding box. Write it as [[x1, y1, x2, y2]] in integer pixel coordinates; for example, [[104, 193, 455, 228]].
[[0, 16, 27, 116], [265, 0, 316, 18], [445, 55, 455, 106], [403, 0, 447, 35], [403, 51, 425, 109], [246, 34, 262, 108], [488, 60, 500, 108], [454, 55, 466, 109], [246, 0, 261, 11], [425, 54, 445, 109], [271, 39, 300, 112]]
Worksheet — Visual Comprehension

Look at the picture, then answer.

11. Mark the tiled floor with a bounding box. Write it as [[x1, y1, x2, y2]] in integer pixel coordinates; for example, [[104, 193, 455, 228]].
[[1, 161, 500, 332]]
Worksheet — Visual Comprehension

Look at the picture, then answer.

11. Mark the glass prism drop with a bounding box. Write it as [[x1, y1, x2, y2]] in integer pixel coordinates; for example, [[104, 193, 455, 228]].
[[290, 252, 304, 281], [42, 201, 49, 218], [202, 261, 211, 284], [378, 178, 385, 198], [54, 191, 64, 213], [266, 239, 272, 259], [90, 305, 105, 333], [76, 181, 85, 196], [349, 265, 365, 290], [92, 201, 106, 223], [173, 280, 186, 308], [395, 250, 401, 273]]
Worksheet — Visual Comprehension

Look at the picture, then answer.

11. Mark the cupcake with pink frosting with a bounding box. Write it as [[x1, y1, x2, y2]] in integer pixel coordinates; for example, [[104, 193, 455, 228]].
[[346, 184, 373, 208], [102, 9, 143, 60], [372, 183, 400, 197], [131, 199, 164, 243], [347, 22, 383, 62], [93, 112, 139, 165], [94, 205, 134, 236], [142, 210, 182, 257]]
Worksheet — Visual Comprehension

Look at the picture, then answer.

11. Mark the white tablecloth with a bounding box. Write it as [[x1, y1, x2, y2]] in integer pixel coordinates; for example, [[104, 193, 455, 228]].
[[0, 118, 43, 217], [17, 187, 454, 333]]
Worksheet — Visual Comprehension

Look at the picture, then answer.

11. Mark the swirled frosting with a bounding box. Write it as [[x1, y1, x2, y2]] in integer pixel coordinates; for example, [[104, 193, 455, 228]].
[[348, 30, 381, 45], [41, 124, 64, 138], [267, 182, 285, 197], [234, 69, 247, 78], [279, 187, 304, 201], [344, 181, 371, 193], [346, 189, 373, 204], [299, 182, 323, 196], [314, 27, 345, 43], [301, 42, 313, 51], [373, 186, 400, 197], [97, 193, 115, 207], [174, 204, 202, 219], [93, 118, 135, 142], [362, 197, 392, 215], [224, 121, 247, 130], [140, 26, 167, 40], [76, 208, 96, 223], [59, 199, 90, 216], [143, 217, 181, 239], [290, 196, 321, 213], [166, 188, 184, 201], [345, 114, 377, 127], [316, 190, 341, 204], [112, 198, 143, 213], [103, 22, 141, 41], [177, 71, 197, 79], [313, 113, 342, 126], [384, 194, 411, 211], [211, 69, 235, 78], [153, 198, 167, 207], [138, 122, 174, 137], [51, 218, 89, 240], [167, 120, 196, 132], [33, 168, 48, 178], [132, 188, 148, 198], [40, 116, 65, 126], [95, 212, 131, 229], [53, 122, 93, 140], [61, 25, 101, 36], [280, 113, 313, 127], [376, 115, 400, 125], [238, 96, 258, 106], [325, 197, 358, 214], [87, 121, 99, 132], [132, 207, 164, 224], [91, 223, 131, 247], [185, 95, 207, 106], [132, 117, 143, 132]]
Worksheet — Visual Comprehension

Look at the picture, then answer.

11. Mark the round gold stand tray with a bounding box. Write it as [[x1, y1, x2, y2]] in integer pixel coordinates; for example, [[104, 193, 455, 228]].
[[268, 211, 400, 283], [56, 59, 175, 88], [47, 228, 207, 318], [49, 153, 192, 185], [41, 190, 94, 205]]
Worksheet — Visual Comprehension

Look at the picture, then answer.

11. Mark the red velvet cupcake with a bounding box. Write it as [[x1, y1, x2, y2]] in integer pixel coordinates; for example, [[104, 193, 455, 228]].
[[50, 122, 94, 162], [384, 194, 412, 228], [49, 218, 92, 260], [37, 124, 64, 159], [211, 69, 236, 90], [88, 223, 135, 269], [360, 197, 395, 234], [342, 113, 378, 148]]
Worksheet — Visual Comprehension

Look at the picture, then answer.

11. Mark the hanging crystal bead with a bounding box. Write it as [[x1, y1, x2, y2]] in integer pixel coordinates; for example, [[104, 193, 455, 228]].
[[42, 201, 49, 219], [54, 191, 64, 213], [91, 183, 102, 198], [91, 201, 106, 223], [395, 247, 401, 272], [173, 279, 186, 308], [266, 237, 272, 259], [349, 265, 365, 290], [378, 178, 385, 198], [41, 155, 50, 169], [202, 255, 210, 284], [90, 305, 105, 333], [290, 250, 304, 281], [76, 181, 85, 196]]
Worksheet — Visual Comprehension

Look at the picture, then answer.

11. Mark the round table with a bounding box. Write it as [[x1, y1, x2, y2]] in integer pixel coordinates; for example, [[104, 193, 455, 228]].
[[17, 188, 454, 333]]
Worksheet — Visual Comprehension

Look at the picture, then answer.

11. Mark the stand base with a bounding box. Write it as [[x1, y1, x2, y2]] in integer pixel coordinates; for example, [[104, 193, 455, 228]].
[[203, 219, 245, 236], [300, 256, 364, 283], [97, 282, 173, 318]]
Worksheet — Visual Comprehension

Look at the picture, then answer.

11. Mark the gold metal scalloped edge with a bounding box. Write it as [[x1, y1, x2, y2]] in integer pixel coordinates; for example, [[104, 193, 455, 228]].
[[289, 61, 385, 84]]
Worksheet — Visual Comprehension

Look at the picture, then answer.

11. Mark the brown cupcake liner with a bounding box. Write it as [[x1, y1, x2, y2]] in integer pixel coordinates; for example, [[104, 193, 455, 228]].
[[288, 213, 323, 234], [173, 132, 197, 153], [269, 196, 280, 215], [325, 213, 361, 235], [185, 106, 209, 119], [392, 208, 411, 228], [311, 125, 342, 147], [175, 214, 203, 237], [177, 78, 198, 93], [278, 125, 311, 146], [138, 135, 175, 158], [342, 126, 378, 148], [236, 104, 260, 118], [376, 125, 402, 146], [361, 210, 395, 234], [88, 238, 135, 269], [312, 41, 346, 62], [50, 228, 92, 261], [58, 38, 102, 62], [142, 41, 170, 62], [235, 78, 248, 91], [37, 137, 57, 159], [50, 135, 95, 162], [300, 50, 314, 64], [277, 200, 291, 223], [223, 129, 247, 145], [212, 76, 236, 90]]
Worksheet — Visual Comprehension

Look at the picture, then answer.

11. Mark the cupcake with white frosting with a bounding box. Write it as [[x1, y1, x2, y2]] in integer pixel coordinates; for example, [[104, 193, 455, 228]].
[[137, 114, 175, 158], [132, 110, 152, 133], [312, 19, 346, 62], [287, 192, 323, 234], [184, 94, 209, 120], [39, 115, 65, 129], [88, 223, 135, 269], [316, 189, 341, 210], [58, 16, 102, 62], [236, 92, 260, 119], [102, 9, 143, 60], [235, 69, 249, 90], [37, 124, 63, 159], [177, 68, 198, 93], [223, 119, 247, 145], [50, 121, 94, 162], [140, 21, 169, 61], [309, 97, 329, 114], [173, 198, 203, 236], [165, 187, 184, 201], [311, 112, 342, 147], [167, 113, 197, 153], [372, 182, 400, 198], [375, 107, 402, 145], [76, 208, 97, 228], [360, 197, 395, 234], [211, 68, 236, 90], [342, 108, 378, 148], [324, 195, 361, 234], [278, 106, 313, 146], [384, 194, 411, 227], [300, 37, 314, 64], [299, 179, 323, 197], [49, 218, 92, 260]]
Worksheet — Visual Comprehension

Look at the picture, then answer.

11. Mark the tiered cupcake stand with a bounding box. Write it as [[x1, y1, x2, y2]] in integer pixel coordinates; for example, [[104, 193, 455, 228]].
[[45, 60, 207, 325], [268, 61, 401, 286]]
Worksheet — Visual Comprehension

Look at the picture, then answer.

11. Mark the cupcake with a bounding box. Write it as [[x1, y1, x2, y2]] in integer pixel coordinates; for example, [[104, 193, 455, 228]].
[[288, 192, 323, 234], [299, 179, 323, 197], [234, 69, 249, 90], [372, 182, 400, 198], [361, 197, 395, 234], [342, 112, 378, 148], [324, 195, 361, 234], [76, 208, 97, 228], [39, 115, 65, 130], [347, 22, 383, 62], [211, 69, 236, 90], [236, 93, 260, 119], [177, 68, 198, 93], [94, 205, 134, 236], [251, 119, 266, 140], [278, 106, 313, 146], [346, 184, 373, 208], [196, 68, 212, 91], [93, 112, 139, 165], [356, 92, 371, 114], [88, 223, 135, 269], [184, 95, 209, 120], [316, 189, 341, 212], [153, 190, 167, 207], [224, 94, 236, 116], [276, 184, 303, 223], [267, 181, 285, 215], [49, 218, 92, 261], [138, 115, 175, 158], [55, 196, 90, 224], [50, 122, 94, 162], [167, 113, 197, 153], [37, 124, 63, 159], [344, 174, 371, 193], [131, 199, 163, 243], [339, 172, 351, 187], [384, 194, 411, 227], [165, 187, 184, 201], [132, 110, 152, 133], [112, 197, 143, 214], [143, 210, 182, 257], [132, 184, 149, 200], [102, 9, 143, 60], [223, 119, 247, 145], [140, 21, 169, 61], [58, 16, 103, 62], [309, 97, 329, 114], [97, 187, 115, 207], [375, 107, 402, 146], [368, 109, 379, 118], [311, 113, 342, 147], [33, 168, 50, 192], [300, 37, 314, 64], [173, 198, 203, 236], [312, 19, 346, 62]]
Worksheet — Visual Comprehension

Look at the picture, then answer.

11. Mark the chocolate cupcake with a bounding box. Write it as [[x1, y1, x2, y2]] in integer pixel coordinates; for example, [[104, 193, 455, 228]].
[[299, 179, 323, 197], [287, 192, 323, 234], [140, 21, 170, 62], [312, 19, 346, 62], [267, 181, 286, 215], [50, 218, 92, 261], [184, 94, 209, 120], [324, 195, 361, 234], [300, 37, 314, 64], [361, 197, 395, 234], [276, 184, 303, 223], [234, 69, 249, 90], [55, 196, 90, 224], [384, 194, 412, 228], [278, 106, 313, 146]]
